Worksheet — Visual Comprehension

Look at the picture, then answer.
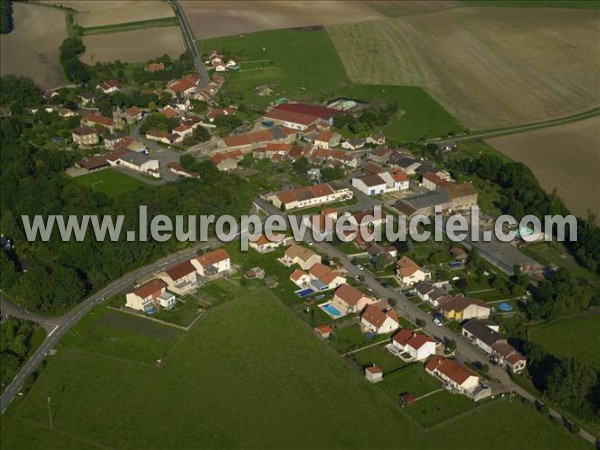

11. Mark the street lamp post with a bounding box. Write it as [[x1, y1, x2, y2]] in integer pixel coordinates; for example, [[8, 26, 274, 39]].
[[47, 396, 53, 429]]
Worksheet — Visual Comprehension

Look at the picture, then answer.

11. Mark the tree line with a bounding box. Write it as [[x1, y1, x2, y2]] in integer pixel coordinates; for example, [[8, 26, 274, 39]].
[[0, 0, 13, 34]]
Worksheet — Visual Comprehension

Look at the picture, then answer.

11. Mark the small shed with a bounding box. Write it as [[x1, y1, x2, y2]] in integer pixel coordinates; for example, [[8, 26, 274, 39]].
[[365, 366, 383, 383], [314, 324, 332, 340], [399, 392, 416, 406]]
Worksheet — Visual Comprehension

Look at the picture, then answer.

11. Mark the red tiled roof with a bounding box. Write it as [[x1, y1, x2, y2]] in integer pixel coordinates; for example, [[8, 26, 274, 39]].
[[315, 324, 332, 335], [264, 108, 319, 127], [393, 329, 435, 350], [397, 256, 421, 278], [196, 249, 229, 268], [83, 114, 114, 127], [222, 129, 273, 148], [273, 103, 337, 120], [334, 284, 365, 306], [125, 106, 142, 117], [133, 278, 166, 298], [165, 260, 196, 281], [425, 356, 477, 385], [361, 302, 398, 329], [366, 366, 382, 374]]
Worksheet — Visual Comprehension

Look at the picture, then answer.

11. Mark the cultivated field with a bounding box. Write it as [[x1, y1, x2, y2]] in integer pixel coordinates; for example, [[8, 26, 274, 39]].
[[364, 0, 461, 16], [529, 314, 600, 370], [0, 289, 587, 449], [0, 3, 67, 88], [37, 1, 174, 28], [327, 7, 600, 130], [487, 116, 600, 217], [80, 27, 186, 64], [181, 0, 383, 38]]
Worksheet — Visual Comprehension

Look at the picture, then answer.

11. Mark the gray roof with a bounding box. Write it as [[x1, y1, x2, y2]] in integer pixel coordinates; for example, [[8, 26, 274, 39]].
[[269, 126, 287, 140], [359, 174, 386, 187], [120, 152, 153, 166], [415, 281, 434, 295], [328, 180, 347, 192], [397, 190, 451, 210], [462, 320, 504, 347]]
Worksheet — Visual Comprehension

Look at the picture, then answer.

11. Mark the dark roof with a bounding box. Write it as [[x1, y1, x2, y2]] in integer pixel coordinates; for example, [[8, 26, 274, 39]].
[[119, 152, 153, 166], [273, 103, 337, 120], [462, 320, 504, 347]]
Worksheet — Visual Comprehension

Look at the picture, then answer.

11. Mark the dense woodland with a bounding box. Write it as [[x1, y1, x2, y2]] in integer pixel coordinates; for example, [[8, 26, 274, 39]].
[[0, 0, 12, 34]]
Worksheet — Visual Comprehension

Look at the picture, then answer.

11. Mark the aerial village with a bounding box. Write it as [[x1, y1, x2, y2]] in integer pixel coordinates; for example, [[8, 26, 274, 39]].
[[34, 47, 539, 412]]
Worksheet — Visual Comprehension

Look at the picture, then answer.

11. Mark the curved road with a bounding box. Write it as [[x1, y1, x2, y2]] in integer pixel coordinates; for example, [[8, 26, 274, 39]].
[[0, 237, 221, 414], [168, 0, 210, 88]]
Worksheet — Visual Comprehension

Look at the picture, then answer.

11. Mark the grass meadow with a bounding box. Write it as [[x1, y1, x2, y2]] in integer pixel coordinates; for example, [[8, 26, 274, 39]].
[[529, 314, 600, 370], [1, 287, 588, 449]]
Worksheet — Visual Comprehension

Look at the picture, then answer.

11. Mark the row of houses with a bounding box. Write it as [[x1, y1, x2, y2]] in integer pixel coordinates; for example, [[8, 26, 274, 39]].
[[125, 249, 231, 313], [267, 181, 353, 211]]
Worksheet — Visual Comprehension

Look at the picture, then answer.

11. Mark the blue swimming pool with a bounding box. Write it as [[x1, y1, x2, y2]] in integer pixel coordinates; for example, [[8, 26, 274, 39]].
[[498, 302, 513, 312], [321, 303, 342, 317], [297, 288, 315, 298]]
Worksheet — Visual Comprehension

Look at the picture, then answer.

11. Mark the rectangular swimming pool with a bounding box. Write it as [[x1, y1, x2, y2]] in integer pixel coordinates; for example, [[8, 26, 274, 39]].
[[321, 302, 342, 318], [296, 288, 315, 298]]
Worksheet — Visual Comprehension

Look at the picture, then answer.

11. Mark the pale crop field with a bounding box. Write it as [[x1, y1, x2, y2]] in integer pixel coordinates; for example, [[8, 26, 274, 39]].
[[487, 116, 600, 218], [181, 0, 383, 38], [364, 0, 462, 17], [327, 7, 600, 130], [80, 27, 186, 64], [0, 2, 67, 88], [37, 1, 174, 28]]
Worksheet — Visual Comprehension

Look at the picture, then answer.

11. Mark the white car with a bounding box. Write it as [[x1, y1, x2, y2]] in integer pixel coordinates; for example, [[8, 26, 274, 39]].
[[433, 317, 443, 326]]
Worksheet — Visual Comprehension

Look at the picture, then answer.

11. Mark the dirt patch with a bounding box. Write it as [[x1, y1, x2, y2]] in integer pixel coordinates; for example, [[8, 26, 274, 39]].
[[37, 1, 174, 28], [80, 26, 185, 64], [181, 0, 383, 38], [327, 7, 600, 130], [486, 117, 600, 218], [0, 2, 67, 88]]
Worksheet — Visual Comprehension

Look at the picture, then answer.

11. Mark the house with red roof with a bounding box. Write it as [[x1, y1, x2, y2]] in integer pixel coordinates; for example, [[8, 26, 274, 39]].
[[82, 114, 116, 132], [313, 130, 341, 149], [388, 329, 436, 361], [314, 324, 333, 340], [379, 169, 410, 191], [263, 103, 337, 130], [165, 75, 198, 97], [159, 261, 199, 294], [396, 256, 429, 286], [425, 356, 491, 401], [332, 284, 376, 315], [268, 181, 352, 211], [249, 233, 288, 253], [308, 263, 346, 291], [96, 79, 121, 94], [125, 278, 176, 313], [290, 269, 312, 288], [360, 301, 399, 334], [191, 249, 230, 277]]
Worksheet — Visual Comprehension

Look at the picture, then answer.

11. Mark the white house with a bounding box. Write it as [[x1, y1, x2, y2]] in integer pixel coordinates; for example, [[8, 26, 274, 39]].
[[461, 320, 502, 354], [332, 284, 375, 314], [341, 137, 366, 150], [425, 356, 491, 401], [308, 263, 346, 291], [192, 249, 231, 277], [125, 278, 176, 313], [117, 152, 160, 178], [351, 174, 387, 196], [389, 329, 436, 361], [360, 302, 399, 335], [281, 245, 321, 270], [379, 170, 410, 192], [249, 234, 288, 253], [290, 269, 313, 288], [159, 261, 199, 294], [396, 256, 429, 286]]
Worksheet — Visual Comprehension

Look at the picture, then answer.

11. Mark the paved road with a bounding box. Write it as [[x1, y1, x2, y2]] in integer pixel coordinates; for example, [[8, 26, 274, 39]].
[[0, 238, 222, 414], [168, 0, 210, 88], [255, 198, 597, 446], [0, 294, 63, 331]]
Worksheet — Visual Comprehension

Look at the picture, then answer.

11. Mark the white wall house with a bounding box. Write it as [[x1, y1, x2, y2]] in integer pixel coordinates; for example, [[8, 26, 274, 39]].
[[389, 329, 436, 361], [351, 175, 387, 196]]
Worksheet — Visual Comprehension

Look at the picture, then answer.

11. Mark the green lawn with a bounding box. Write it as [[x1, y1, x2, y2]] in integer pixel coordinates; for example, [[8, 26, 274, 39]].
[[405, 390, 479, 427], [203, 28, 463, 141], [1, 321, 46, 391], [1, 289, 589, 449], [73, 169, 148, 198], [378, 363, 442, 400], [521, 241, 600, 283], [152, 296, 204, 327], [529, 314, 600, 370], [352, 343, 408, 373]]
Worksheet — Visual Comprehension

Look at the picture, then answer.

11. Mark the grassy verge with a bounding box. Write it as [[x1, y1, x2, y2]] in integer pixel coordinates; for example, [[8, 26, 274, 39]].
[[72, 168, 149, 198]]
